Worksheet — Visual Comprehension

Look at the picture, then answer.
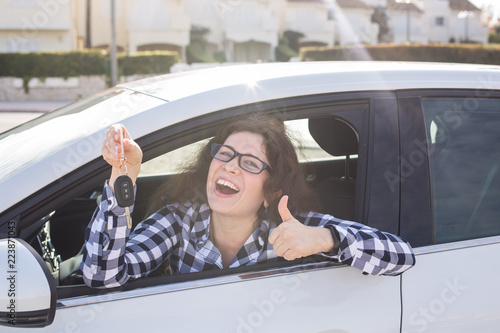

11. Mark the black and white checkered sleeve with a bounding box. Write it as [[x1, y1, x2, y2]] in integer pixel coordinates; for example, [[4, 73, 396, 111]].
[[81, 181, 135, 288], [303, 212, 415, 276], [81, 182, 183, 289]]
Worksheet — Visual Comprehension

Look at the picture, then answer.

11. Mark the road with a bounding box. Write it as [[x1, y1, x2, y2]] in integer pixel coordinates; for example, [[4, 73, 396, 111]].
[[0, 101, 72, 133], [0, 111, 44, 133]]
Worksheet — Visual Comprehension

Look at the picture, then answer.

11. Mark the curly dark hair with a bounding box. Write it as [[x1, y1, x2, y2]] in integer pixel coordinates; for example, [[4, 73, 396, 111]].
[[146, 113, 318, 223]]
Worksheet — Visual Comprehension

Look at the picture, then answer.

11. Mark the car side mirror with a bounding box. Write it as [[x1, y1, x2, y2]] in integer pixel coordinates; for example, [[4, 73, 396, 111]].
[[0, 238, 56, 328]]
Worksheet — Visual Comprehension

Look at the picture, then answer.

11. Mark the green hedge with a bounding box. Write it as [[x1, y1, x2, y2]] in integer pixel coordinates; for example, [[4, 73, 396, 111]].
[[275, 43, 298, 62], [0, 50, 179, 92], [119, 51, 179, 76], [300, 43, 500, 65]]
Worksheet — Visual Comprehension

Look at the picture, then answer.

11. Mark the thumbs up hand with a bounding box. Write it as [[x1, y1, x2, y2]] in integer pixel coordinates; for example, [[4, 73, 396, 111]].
[[268, 196, 335, 260]]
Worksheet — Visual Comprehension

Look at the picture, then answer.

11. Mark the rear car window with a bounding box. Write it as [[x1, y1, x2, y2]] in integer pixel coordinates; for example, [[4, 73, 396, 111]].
[[422, 97, 500, 243]]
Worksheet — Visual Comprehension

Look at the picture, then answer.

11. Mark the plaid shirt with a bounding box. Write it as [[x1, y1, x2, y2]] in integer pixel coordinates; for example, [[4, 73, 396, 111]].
[[81, 182, 415, 289]]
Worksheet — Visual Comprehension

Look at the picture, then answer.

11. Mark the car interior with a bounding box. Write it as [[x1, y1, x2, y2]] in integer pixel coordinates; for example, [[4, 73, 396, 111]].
[[16, 113, 360, 298]]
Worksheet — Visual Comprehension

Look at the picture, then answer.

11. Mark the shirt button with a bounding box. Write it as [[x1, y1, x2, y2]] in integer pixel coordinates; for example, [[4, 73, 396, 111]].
[[197, 242, 203, 249]]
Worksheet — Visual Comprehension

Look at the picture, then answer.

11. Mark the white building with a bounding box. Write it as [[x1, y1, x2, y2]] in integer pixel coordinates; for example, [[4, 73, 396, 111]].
[[285, 0, 335, 47], [371, 0, 488, 44], [420, 0, 452, 43], [0, 0, 75, 52], [221, 0, 279, 62], [334, 0, 379, 45], [386, 0, 427, 43], [183, 0, 224, 56], [126, 0, 190, 56], [74, 0, 190, 56], [0, 0, 491, 60], [448, 0, 488, 43]]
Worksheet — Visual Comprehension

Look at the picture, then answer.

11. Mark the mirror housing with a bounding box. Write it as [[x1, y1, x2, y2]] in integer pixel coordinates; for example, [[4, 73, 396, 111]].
[[0, 238, 56, 328]]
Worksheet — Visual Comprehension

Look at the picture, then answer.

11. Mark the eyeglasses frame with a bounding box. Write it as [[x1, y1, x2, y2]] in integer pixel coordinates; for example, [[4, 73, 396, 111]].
[[210, 143, 272, 174]]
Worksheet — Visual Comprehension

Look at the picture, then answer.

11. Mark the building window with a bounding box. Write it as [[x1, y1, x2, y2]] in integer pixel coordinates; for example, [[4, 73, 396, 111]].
[[328, 9, 335, 21], [4, 37, 41, 52], [435, 17, 445, 26]]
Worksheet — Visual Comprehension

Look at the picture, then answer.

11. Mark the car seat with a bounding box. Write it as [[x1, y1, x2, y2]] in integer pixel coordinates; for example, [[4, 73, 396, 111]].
[[308, 117, 358, 220]]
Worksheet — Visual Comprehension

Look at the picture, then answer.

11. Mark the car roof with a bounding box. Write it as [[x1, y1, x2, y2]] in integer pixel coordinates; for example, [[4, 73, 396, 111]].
[[121, 61, 500, 102], [1, 61, 500, 214]]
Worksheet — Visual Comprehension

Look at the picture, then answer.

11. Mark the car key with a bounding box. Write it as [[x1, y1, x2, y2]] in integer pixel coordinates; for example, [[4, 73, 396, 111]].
[[115, 174, 134, 207], [114, 127, 134, 228]]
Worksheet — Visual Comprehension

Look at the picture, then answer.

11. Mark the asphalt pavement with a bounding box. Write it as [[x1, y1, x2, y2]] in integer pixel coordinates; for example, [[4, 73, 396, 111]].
[[0, 100, 73, 133]]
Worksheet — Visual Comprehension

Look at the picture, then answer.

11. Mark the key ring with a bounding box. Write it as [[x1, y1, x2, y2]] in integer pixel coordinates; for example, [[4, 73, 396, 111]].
[[118, 157, 128, 176]]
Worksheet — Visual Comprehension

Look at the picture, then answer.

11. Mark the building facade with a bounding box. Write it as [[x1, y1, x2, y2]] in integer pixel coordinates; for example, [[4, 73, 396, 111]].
[[0, 0, 491, 62], [0, 0, 75, 53]]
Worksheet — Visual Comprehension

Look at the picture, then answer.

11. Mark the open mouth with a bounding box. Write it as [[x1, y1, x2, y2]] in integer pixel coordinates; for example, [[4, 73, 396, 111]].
[[216, 178, 240, 195]]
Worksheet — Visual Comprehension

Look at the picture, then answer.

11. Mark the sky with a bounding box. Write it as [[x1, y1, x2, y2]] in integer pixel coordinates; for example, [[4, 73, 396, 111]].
[[469, 0, 500, 25]]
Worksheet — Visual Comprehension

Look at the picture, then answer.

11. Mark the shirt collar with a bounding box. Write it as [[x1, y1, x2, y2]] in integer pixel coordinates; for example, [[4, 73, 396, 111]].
[[189, 204, 274, 266], [228, 218, 272, 267]]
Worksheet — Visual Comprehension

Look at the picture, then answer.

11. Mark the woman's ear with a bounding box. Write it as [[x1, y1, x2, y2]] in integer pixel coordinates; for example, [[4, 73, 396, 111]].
[[274, 190, 283, 200], [266, 190, 282, 203]]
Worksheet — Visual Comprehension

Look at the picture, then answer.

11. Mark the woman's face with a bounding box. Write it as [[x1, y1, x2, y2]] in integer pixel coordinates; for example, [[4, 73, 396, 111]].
[[206, 131, 270, 220]]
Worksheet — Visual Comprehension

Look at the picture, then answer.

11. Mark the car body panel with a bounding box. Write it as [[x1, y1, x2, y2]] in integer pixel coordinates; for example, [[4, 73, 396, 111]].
[[27, 265, 400, 333], [402, 236, 500, 332]]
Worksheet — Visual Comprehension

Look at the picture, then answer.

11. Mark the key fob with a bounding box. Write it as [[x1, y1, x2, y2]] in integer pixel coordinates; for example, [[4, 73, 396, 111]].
[[114, 175, 134, 207]]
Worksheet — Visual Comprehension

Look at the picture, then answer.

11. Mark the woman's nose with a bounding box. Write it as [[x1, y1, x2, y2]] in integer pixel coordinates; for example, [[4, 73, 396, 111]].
[[223, 157, 241, 174]]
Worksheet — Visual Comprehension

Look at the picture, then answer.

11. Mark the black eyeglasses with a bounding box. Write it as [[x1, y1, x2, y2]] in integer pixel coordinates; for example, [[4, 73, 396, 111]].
[[211, 143, 272, 174]]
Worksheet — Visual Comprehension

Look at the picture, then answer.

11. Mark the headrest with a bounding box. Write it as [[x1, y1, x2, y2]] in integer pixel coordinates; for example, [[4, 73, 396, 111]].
[[308, 117, 358, 156]]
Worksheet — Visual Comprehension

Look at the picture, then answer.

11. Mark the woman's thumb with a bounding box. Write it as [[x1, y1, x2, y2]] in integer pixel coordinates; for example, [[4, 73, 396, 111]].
[[278, 195, 293, 222]]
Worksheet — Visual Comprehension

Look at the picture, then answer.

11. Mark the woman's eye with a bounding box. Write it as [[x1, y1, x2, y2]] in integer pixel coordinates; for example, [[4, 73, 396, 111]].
[[244, 160, 259, 169], [219, 151, 233, 158]]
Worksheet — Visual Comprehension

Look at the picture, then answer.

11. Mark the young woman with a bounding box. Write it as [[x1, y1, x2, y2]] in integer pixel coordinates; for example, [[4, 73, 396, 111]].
[[81, 114, 415, 289]]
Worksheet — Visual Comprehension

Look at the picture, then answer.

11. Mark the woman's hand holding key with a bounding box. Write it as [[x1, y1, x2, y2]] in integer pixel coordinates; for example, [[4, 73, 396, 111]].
[[102, 124, 143, 192]]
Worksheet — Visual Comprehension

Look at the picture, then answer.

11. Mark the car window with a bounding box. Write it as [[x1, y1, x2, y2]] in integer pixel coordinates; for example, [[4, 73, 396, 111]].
[[422, 97, 500, 243]]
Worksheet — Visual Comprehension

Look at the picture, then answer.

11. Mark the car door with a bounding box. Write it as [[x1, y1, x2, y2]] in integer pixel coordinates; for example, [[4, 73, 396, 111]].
[[398, 90, 500, 332], [2, 93, 404, 333]]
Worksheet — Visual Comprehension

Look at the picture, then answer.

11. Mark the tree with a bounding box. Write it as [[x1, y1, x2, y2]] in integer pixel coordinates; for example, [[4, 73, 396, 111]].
[[283, 30, 304, 53], [186, 26, 218, 64], [371, 7, 392, 43], [275, 30, 304, 62], [489, 24, 500, 44]]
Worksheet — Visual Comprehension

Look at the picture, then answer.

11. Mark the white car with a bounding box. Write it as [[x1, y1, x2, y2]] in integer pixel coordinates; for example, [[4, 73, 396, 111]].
[[1, 62, 499, 332]]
